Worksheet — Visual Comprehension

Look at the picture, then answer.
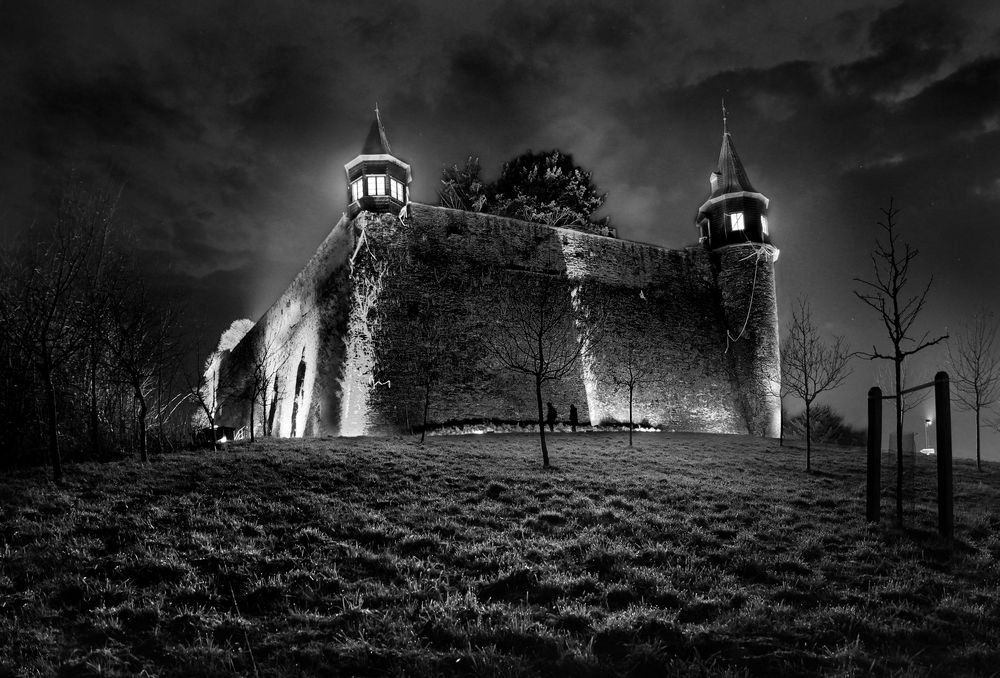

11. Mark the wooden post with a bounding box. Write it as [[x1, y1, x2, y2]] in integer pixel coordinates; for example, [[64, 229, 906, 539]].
[[934, 371, 953, 541], [867, 386, 882, 523]]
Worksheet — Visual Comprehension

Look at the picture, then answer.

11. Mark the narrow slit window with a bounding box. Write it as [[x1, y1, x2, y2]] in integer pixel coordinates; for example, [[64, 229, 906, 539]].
[[761, 215, 769, 235], [728, 212, 744, 231]]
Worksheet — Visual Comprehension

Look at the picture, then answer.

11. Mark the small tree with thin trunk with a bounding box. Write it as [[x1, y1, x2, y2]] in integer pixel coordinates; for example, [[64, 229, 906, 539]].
[[854, 197, 947, 527], [604, 334, 662, 446], [781, 297, 853, 470], [487, 269, 594, 468], [188, 348, 221, 449], [948, 309, 1000, 471], [411, 294, 448, 443], [105, 281, 177, 462], [247, 332, 288, 441]]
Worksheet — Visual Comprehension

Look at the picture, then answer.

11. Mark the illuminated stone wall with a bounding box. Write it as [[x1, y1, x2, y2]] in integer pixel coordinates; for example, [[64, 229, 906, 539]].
[[210, 203, 780, 437], [712, 244, 782, 437], [212, 214, 354, 437]]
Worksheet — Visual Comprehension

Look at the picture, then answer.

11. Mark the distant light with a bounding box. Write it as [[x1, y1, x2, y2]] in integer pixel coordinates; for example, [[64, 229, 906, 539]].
[[920, 448, 935, 456], [219, 436, 228, 444], [924, 418, 932, 425]]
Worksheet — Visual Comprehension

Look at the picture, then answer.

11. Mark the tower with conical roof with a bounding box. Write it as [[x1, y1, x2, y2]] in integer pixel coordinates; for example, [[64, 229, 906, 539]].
[[696, 111, 781, 437], [695, 114, 774, 251], [344, 106, 411, 217]]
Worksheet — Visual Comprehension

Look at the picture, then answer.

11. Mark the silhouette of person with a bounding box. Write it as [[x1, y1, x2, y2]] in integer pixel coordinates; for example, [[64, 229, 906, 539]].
[[569, 404, 578, 432], [546, 402, 557, 432]]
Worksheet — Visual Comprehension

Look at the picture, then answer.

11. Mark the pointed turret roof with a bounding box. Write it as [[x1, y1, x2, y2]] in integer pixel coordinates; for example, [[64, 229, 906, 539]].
[[711, 132, 756, 198], [361, 106, 392, 155]]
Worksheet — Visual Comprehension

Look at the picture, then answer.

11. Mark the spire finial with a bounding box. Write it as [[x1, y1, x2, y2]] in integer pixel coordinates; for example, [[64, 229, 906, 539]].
[[722, 98, 728, 136]]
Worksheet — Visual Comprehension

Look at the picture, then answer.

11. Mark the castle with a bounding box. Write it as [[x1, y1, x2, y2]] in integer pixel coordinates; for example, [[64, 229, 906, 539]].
[[204, 112, 781, 438]]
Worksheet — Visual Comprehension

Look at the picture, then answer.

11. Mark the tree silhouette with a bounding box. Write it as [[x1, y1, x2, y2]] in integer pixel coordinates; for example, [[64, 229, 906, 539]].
[[105, 277, 177, 462], [0, 181, 118, 481], [947, 309, 1000, 471], [492, 150, 608, 231], [854, 198, 947, 527], [437, 156, 488, 213], [487, 270, 594, 468], [781, 297, 852, 470], [604, 333, 661, 446]]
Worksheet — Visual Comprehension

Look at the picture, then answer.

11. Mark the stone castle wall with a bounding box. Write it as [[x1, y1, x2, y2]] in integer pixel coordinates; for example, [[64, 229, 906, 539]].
[[212, 203, 779, 437]]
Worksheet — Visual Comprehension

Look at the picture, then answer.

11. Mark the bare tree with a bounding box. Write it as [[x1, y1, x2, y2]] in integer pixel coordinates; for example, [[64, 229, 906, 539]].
[[187, 347, 221, 449], [0, 182, 118, 481], [487, 270, 594, 468], [604, 334, 662, 446], [876, 361, 929, 423], [437, 156, 489, 212], [411, 294, 448, 443], [854, 198, 947, 527], [948, 309, 1000, 471], [244, 331, 288, 441], [781, 297, 853, 470], [105, 277, 177, 462]]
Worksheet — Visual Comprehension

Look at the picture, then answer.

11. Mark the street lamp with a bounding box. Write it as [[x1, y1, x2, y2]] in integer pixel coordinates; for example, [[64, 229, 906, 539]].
[[922, 418, 933, 455]]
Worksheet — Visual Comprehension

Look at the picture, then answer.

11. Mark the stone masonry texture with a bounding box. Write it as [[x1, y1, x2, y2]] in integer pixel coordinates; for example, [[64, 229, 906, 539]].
[[210, 203, 780, 437]]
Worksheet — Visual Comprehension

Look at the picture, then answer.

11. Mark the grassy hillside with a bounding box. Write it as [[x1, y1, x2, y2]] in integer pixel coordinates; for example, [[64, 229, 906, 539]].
[[1, 433, 998, 677]]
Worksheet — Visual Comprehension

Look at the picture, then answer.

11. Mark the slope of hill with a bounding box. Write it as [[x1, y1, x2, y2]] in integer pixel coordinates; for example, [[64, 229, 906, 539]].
[[1, 433, 998, 676]]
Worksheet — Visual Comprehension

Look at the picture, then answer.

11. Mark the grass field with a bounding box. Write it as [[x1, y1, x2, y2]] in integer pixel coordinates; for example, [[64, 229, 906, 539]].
[[1, 433, 998, 677]]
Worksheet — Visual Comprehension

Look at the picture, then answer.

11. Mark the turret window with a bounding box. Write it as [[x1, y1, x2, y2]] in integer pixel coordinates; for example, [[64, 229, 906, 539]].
[[727, 212, 745, 231], [390, 177, 405, 201], [761, 215, 769, 235], [366, 175, 386, 196], [351, 179, 363, 202]]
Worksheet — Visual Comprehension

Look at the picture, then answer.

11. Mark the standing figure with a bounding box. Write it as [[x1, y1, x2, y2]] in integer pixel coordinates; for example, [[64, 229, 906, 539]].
[[569, 404, 578, 432], [546, 402, 557, 432]]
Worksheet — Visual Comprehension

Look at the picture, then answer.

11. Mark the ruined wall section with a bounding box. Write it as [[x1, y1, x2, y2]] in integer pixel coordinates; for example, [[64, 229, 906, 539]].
[[357, 204, 747, 433], [215, 214, 355, 437]]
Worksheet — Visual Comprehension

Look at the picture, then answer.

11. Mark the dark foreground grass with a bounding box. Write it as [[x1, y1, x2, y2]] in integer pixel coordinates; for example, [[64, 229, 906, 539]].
[[1, 433, 998, 677]]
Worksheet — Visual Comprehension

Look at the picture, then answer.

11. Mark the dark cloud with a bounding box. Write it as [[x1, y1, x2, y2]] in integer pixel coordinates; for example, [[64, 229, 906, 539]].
[[27, 63, 195, 152], [494, 0, 645, 51], [832, 1, 963, 97], [897, 57, 1000, 140]]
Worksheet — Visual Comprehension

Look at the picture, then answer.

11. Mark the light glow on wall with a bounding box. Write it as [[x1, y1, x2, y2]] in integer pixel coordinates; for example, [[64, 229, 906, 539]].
[[338, 222, 387, 436], [560, 235, 604, 424]]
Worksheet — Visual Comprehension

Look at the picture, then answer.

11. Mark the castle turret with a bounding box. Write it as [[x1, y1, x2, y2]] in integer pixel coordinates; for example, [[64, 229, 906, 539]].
[[345, 107, 411, 217], [696, 125, 775, 252], [698, 119, 781, 437]]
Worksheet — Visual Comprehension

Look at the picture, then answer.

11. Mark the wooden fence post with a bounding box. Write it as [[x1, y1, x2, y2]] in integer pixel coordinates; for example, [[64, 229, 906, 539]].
[[934, 371, 953, 541], [867, 386, 882, 523]]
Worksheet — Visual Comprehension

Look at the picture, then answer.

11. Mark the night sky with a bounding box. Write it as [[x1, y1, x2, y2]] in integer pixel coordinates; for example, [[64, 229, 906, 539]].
[[2, 1, 999, 458]]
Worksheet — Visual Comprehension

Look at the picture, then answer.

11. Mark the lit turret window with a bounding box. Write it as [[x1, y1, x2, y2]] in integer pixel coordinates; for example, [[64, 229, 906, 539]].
[[390, 178, 405, 201], [727, 212, 744, 231], [761, 215, 769, 235], [351, 179, 363, 202], [366, 175, 386, 196]]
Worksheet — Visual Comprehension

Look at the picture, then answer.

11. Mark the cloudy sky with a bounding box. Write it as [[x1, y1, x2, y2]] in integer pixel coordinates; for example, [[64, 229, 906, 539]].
[[2, 0, 999, 457]]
